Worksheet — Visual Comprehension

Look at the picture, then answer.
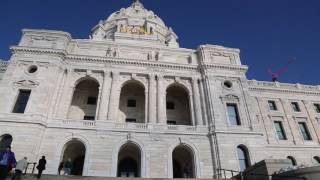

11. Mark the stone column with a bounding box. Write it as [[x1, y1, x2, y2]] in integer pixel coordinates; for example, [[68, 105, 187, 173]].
[[279, 99, 299, 144], [157, 75, 166, 124], [192, 78, 203, 125], [107, 72, 120, 121], [302, 100, 320, 143], [58, 68, 74, 119], [148, 74, 157, 124], [97, 71, 111, 120], [189, 94, 196, 126], [145, 89, 148, 123]]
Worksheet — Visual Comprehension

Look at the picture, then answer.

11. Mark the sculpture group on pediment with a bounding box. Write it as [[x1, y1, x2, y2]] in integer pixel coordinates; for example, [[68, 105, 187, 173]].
[[120, 24, 153, 35], [106, 47, 120, 58]]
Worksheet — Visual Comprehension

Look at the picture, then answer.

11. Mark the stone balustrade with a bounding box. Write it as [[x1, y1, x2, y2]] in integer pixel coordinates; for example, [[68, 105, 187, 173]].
[[0, 113, 207, 134]]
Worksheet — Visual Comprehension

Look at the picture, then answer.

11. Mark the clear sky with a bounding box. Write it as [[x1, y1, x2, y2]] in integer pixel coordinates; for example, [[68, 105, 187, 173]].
[[1, 0, 319, 85]]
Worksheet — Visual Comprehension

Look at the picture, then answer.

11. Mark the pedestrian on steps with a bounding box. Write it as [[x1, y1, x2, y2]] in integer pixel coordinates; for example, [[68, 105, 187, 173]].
[[36, 156, 46, 179], [63, 158, 72, 175], [11, 157, 28, 180]]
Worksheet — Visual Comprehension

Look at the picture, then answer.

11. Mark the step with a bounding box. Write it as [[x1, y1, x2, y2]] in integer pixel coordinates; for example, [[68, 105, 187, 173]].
[[7, 174, 229, 180]]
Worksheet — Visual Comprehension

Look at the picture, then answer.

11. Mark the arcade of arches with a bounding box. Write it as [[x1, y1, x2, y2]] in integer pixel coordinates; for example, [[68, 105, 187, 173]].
[[68, 79, 99, 120], [172, 145, 195, 178], [61, 139, 86, 176], [117, 142, 141, 177], [66, 77, 199, 126], [119, 81, 145, 123]]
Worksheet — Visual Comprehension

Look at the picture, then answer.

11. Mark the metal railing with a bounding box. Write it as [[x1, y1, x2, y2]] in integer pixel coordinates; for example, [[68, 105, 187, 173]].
[[24, 162, 37, 175], [217, 168, 306, 180]]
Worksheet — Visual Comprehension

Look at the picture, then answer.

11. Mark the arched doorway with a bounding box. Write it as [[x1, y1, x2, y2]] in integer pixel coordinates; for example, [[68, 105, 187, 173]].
[[237, 145, 250, 172], [61, 139, 86, 176], [287, 156, 297, 166], [119, 81, 145, 123], [0, 134, 13, 152], [172, 145, 195, 178], [68, 79, 99, 120], [117, 142, 141, 177], [166, 84, 191, 125]]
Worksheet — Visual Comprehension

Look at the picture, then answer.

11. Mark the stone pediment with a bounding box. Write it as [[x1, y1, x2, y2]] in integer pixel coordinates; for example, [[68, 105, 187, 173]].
[[13, 79, 39, 88], [220, 94, 240, 102]]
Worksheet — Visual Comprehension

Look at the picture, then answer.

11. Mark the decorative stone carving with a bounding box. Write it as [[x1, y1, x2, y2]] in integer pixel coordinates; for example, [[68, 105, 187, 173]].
[[13, 79, 40, 88]]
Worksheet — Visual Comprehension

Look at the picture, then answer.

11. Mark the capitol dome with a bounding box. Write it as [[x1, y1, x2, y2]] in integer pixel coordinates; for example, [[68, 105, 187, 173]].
[[91, 0, 179, 47]]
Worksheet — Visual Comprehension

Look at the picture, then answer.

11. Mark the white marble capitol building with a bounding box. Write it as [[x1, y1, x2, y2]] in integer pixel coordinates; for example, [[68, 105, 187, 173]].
[[1, 0, 320, 178]]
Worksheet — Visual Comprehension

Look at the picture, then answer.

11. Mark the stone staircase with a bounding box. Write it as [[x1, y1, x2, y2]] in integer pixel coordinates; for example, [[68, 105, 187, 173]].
[[8, 174, 228, 180]]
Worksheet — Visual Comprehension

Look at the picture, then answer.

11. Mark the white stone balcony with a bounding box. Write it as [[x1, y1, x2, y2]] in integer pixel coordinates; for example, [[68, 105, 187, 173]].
[[0, 113, 208, 135]]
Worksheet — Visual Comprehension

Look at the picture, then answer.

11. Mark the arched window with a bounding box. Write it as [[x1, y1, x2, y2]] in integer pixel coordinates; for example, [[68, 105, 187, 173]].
[[313, 156, 320, 165], [237, 145, 250, 171], [119, 80, 145, 123], [68, 79, 100, 120], [287, 156, 297, 166], [166, 84, 191, 125]]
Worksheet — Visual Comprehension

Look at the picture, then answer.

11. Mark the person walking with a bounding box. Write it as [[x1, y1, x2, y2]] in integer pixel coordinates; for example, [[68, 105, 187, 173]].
[[58, 161, 63, 175], [11, 157, 28, 180], [36, 156, 46, 179], [63, 158, 72, 175], [0, 146, 17, 180]]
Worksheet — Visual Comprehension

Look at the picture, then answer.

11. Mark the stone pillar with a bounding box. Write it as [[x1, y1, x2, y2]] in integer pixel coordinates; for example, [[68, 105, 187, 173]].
[[107, 72, 120, 121], [189, 94, 196, 126], [192, 78, 203, 125], [145, 89, 148, 123], [148, 74, 157, 124], [97, 71, 111, 120], [157, 75, 166, 124], [302, 100, 320, 143], [58, 68, 74, 119], [279, 99, 299, 144]]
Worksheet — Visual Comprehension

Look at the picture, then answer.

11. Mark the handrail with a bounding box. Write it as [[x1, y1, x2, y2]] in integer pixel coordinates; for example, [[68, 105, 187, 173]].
[[217, 168, 306, 180], [24, 162, 37, 175]]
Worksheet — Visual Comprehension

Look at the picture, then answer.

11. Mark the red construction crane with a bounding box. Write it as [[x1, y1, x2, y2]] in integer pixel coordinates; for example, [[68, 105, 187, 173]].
[[268, 57, 296, 82]]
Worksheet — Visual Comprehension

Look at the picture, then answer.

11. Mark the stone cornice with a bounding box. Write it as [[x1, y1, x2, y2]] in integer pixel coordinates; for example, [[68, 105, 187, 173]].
[[75, 39, 196, 54], [202, 63, 248, 72], [67, 54, 199, 71], [22, 29, 72, 40], [9, 46, 250, 73], [248, 80, 320, 96], [10, 46, 67, 57]]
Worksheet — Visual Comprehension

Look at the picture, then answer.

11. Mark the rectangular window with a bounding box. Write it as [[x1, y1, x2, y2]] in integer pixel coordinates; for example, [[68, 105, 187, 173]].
[[83, 116, 95, 120], [227, 104, 240, 125], [314, 104, 320, 113], [298, 122, 312, 140], [87, 97, 97, 105], [126, 118, 136, 123], [291, 102, 301, 112], [166, 101, 175, 110], [12, 90, 31, 114], [127, 99, 136, 107], [274, 121, 287, 140], [268, 100, 278, 111]]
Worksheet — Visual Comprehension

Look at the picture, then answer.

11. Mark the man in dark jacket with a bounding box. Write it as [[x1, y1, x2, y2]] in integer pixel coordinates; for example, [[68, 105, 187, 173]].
[[36, 156, 46, 179], [0, 146, 17, 180]]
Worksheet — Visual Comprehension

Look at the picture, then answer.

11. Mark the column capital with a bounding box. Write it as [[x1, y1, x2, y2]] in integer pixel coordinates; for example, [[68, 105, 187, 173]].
[[156, 74, 164, 79]]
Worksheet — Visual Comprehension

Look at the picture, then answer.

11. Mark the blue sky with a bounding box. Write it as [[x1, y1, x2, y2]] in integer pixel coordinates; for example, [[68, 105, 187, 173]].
[[1, 0, 319, 85]]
